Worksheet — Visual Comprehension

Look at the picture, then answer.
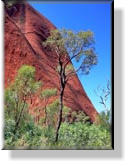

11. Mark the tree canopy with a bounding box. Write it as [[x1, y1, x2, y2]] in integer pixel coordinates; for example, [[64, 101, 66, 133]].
[[43, 29, 97, 76]]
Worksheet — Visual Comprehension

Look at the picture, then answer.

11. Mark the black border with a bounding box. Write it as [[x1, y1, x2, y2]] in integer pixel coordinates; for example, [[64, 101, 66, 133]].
[[111, 0, 114, 150]]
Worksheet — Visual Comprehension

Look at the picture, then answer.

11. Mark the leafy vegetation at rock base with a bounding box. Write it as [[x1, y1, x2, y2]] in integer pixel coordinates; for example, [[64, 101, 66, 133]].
[[4, 119, 111, 150], [4, 65, 112, 149]]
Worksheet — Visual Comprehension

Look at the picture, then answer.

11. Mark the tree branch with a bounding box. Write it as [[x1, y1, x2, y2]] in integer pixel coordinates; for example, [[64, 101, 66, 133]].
[[63, 45, 84, 70], [65, 65, 82, 81]]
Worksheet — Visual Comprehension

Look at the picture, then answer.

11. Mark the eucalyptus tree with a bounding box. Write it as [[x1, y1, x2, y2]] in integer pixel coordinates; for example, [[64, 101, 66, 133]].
[[43, 29, 97, 141]]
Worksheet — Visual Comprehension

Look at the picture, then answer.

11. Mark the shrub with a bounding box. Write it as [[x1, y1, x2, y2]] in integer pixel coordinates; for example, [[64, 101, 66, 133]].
[[57, 122, 111, 149]]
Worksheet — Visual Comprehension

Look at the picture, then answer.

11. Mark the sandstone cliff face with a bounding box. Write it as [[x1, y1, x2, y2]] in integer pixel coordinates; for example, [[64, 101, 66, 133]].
[[4, 2, 98, 122]]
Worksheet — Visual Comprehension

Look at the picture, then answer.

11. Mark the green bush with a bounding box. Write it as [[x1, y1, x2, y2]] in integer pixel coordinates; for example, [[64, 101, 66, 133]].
[[4, 65, 111, 150], [4, 119, 45, 149], [4, 118, 15, 147], [40, 122, 112, 150], [4, 119, 111, 149], [19, 122, 44, 148], [56, 122, 111, 149]]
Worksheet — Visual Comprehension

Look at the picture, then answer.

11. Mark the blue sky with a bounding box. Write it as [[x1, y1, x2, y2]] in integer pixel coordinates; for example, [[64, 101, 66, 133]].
[[30, 1, 111, 113]]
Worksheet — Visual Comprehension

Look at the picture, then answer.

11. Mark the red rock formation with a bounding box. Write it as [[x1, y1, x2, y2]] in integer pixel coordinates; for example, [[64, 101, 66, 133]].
[[4, 2, 98, 122]]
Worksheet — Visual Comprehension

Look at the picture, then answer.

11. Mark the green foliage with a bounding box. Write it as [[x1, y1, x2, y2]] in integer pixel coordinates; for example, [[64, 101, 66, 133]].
[[5, 87, 29, 124], [4, 118, 45, 149], [40, 88, 58, 126], [4, 65, 42, 146], [43, 28, 98, 142], [65, 64, 74, 75], [4, 64, 111, 149], [41, 88, 57, 99], [43, 29, 97, 74], [47, 99, 59, 114], [5, 65, 41, 120], [76, 111, 90, 123], [62, 105, 71, 122], [99, 110, 111, 131], [13, 65, 41, 97], [46, 99, 59, 127], [4, 118, 111, 149], [43, 29, 66, 54], [57, 122, 111, 149], [5, 88, 17, 119], [42, 126, 56, 143], [19, 122, 44, 147], [4, 118, 15, 141], [46, 100, 71, 125]]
